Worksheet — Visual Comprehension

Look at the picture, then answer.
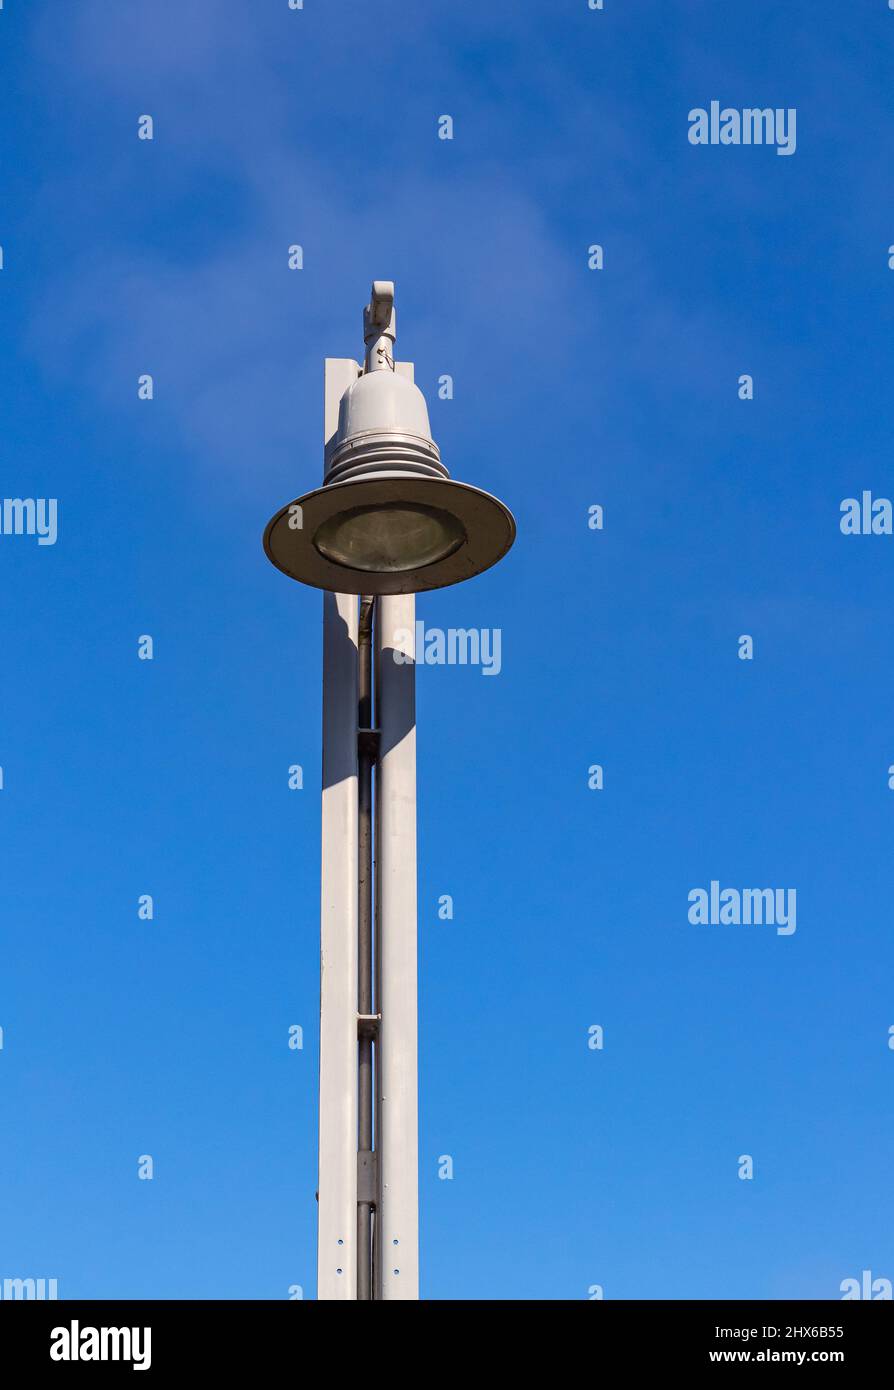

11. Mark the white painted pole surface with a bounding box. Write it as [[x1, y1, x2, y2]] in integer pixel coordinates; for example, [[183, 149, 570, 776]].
[[317, 589, 359, 1299], [317, 357, 363, 1301], [375, 596, 419, 1299]]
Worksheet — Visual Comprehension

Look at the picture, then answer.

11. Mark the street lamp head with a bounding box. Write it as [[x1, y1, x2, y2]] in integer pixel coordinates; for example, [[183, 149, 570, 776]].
[[263, 282, 516, 595]]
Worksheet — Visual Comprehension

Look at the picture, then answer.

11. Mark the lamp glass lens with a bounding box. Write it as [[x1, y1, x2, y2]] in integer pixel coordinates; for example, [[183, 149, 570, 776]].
[[313, 502, 466, 573]]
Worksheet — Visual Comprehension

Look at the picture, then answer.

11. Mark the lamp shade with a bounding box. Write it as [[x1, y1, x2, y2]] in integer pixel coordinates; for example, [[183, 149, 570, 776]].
[[263, 283, 515, 595]]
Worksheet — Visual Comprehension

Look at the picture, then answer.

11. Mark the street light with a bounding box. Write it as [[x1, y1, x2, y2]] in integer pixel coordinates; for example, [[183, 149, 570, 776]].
[[264, 282, 515, 1301], [264, 280, 515, 594]]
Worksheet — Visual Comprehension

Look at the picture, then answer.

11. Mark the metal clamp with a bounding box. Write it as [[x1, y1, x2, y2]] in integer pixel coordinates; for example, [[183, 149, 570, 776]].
[[358, 727, 380, 759], [357, 1150, 377, 1206]]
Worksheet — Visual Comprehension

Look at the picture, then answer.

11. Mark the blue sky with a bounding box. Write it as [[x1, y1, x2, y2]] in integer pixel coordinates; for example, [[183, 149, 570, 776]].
[[1, 0, 893, 1299]]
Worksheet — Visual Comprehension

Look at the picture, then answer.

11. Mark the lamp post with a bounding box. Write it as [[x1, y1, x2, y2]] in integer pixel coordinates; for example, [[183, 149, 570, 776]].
[[264, 282, 515, 1300]]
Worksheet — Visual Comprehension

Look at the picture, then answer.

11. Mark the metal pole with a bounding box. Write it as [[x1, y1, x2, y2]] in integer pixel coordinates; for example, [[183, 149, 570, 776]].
[[357, 595, 375, 1300], [375, 595, 419, 1300], [317, 589, 359, 1299]]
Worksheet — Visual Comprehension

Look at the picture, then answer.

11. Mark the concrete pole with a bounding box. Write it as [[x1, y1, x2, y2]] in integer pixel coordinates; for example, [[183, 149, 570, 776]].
[[317, 352, 420, 1300], [317, 588, 359, 1299], [375, 596, 419, 1299], [317, 358, 363, 1300]]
